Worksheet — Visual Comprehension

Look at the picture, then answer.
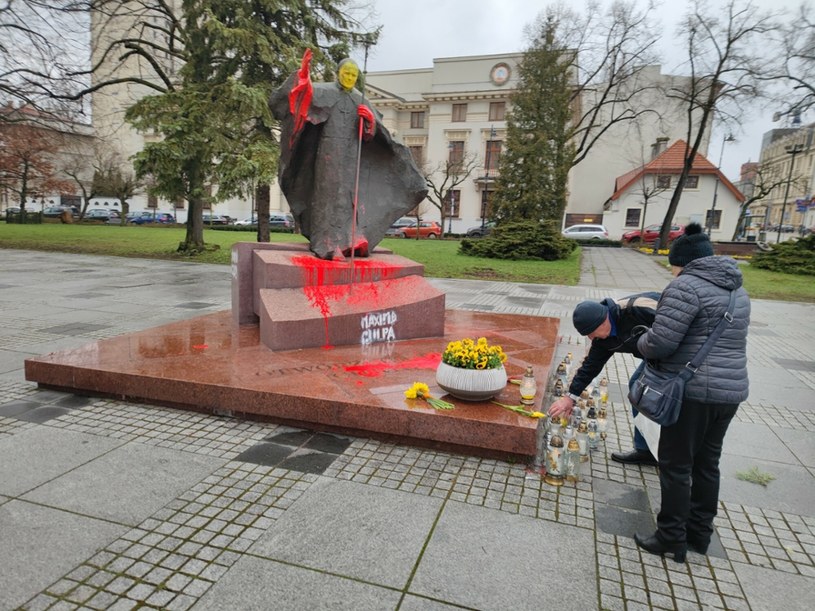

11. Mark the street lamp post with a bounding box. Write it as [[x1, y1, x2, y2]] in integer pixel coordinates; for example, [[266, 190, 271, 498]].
[[481, 125, 496, 231], [447, 190, 454, 236], [707, 134, 735, 236], [777, 142, 805, 243]]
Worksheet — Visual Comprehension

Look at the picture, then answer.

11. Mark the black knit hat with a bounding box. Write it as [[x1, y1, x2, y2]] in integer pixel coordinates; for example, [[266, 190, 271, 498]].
[[573, 301, 608, 336], [668, 223, 714, 266]]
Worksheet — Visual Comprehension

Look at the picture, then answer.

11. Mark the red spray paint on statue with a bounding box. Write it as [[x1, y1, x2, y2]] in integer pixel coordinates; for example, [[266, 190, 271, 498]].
[[291, 255, 401, 348]]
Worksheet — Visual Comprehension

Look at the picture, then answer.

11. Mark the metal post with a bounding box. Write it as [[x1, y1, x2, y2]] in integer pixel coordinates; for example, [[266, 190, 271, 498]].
[[447, 191, 454, 235], [707, 134, 734, 236], [777, 143, 804, 243], [482, 125, 496, 231]]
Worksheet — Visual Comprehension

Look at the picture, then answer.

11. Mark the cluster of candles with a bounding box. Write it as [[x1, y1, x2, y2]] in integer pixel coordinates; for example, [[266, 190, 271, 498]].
[[543, 353, 609, 487]]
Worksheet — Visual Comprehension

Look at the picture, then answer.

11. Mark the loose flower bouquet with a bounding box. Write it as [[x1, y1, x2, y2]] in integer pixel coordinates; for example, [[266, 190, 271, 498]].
[[405, 382, 455, 411], [442, 337, 507, 370]]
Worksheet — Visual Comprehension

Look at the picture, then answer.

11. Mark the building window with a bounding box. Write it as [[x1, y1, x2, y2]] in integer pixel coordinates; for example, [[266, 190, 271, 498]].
[[452, 103, 467, 122], [656, 175, 671, 189], [445, 190, 460, 218], [147, 193, 158, 209], [705, 209, 722, 230], [448, 141, 464, 168], [174, 197, 185, 209], [410, 112, 425, 129], [625, 208, 641, 227], [408, 145, 424, 166], [685, 175, 699, 189], [489, 102, 505, 121], [485, 140, 502, 171]]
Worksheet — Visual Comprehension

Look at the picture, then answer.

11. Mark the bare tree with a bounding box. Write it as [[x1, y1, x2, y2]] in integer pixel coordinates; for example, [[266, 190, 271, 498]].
[[0, 1, 89, 124], [532, 0, 663, 169], [769, 2, 815, 118], [657, 0, 782, 246], [0, 119, 74, 214], [632, 174, 670, 242], [423, 153, 480, 238], [734, 164, 806, 239]]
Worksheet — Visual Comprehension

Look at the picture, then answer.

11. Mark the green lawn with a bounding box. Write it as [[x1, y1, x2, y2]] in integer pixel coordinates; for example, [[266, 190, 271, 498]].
[[1, 223, 812, 301], [0, 224, 581, 284]]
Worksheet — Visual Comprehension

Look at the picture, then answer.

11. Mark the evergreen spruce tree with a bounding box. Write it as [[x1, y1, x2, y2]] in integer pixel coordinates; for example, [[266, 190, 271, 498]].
[[492, 16, 574, 223]]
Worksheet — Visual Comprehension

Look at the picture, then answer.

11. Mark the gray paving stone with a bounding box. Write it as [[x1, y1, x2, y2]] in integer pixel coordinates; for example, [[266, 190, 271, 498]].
[[0, 427, 123, 496], [399, 595, 470, 610], [0, 501, 126, 610], [22, 441, 226, 525], [723, 422, 799, 464], [719, 455, 815, 515], [774, 428, 815, 468], [249, 477, 441, 589], [195, 555, 401, 610], [410, 500, 597, 610], [734, 562, 814, 610]]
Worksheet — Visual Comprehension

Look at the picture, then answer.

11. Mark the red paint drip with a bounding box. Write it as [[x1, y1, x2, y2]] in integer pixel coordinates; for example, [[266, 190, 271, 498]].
[[291, 255, 404, 347], [343, 352, 442, 377]]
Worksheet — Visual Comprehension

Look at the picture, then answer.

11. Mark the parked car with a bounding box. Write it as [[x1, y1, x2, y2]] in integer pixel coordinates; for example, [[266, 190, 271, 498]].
[[561, 224, 609, 241], [5, 206, 21, 215], [397, 220, 442, 239], [622, 223, 685, 244], [466, 221, 496, 237], [234, 217, 256, 226], [42, 205, 79, 218], [129, 211, 175, 225], [269, 213, 295, 232], [202, 213, 231, 225], [385, 218, 416, 237], [85, 209, 121, 221]]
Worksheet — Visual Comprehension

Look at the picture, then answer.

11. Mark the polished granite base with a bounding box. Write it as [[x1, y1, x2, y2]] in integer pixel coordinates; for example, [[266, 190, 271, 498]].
[[25, 310, 559, 459]]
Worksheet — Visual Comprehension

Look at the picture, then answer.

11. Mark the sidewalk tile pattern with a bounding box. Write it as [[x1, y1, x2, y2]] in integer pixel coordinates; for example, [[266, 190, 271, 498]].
[[1, 248, 813, 610]]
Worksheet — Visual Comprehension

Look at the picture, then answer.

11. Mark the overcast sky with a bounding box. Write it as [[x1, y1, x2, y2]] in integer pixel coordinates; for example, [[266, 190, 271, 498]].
[[360, 0, 809, 181]]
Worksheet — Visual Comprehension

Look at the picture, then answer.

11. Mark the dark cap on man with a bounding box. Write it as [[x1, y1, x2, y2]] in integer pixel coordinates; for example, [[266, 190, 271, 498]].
[[668, 222, 714, 267], [573, 301, 608, 336]]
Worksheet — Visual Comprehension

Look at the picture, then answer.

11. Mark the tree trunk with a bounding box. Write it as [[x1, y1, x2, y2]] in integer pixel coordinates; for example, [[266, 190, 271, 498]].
[[256, 183, 270, 243]]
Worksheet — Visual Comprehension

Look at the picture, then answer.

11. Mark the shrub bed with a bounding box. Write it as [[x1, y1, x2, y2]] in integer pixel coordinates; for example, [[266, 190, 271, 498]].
[[751, 235, 815, 275], [459, 220, 577, 260]]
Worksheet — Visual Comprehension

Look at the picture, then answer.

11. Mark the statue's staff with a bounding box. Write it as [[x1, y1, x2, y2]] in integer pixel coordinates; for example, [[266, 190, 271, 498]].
[[350, 35, 376, 272]]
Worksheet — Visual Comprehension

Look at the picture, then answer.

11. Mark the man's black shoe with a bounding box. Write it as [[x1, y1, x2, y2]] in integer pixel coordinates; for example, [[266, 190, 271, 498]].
[[611, 448, 657, 466]]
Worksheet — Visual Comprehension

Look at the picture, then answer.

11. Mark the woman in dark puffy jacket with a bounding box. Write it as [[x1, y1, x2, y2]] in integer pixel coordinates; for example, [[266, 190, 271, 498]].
[[634, 223, 750, 562]]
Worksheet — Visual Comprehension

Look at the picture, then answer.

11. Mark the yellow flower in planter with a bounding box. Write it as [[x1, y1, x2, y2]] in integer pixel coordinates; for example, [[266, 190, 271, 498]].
[[442, 337, 507, 370], [405, 382, 455, 411]]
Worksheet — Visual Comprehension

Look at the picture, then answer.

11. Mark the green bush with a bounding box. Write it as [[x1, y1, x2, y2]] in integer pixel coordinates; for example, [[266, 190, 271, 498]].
[[751, 235, 815, 275], [459, 220, 577, 260], [577, 238, 622, 248]]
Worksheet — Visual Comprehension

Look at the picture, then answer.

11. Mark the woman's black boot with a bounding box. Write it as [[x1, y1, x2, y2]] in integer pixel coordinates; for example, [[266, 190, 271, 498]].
[[634, 532, 687, 563]]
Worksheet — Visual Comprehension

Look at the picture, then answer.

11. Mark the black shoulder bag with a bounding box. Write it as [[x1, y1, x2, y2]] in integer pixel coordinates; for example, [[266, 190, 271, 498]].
[[628, 291, 736, 427]]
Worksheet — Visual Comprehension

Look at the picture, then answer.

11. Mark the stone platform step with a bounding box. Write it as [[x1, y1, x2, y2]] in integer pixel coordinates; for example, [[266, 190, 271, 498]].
[[259, 275, 445, 350], [25, 310, 560, 459]]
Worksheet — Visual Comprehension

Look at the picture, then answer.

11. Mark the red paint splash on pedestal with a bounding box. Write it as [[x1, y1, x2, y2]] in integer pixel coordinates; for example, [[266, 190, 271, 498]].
[[343, 352, 442, 377], [291, 255, 402, 347]]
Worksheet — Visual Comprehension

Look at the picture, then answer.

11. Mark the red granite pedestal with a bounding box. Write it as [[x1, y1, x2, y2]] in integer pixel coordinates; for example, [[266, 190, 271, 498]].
[[25, 310, 560, 459]]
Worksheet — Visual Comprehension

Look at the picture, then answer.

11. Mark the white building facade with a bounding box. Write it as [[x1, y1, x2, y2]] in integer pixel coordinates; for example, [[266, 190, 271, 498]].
[[365, 57, 715, 239]]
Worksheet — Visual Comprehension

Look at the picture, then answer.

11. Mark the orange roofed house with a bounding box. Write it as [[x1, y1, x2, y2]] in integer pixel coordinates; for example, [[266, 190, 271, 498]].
[[601, 140, 744, 241]]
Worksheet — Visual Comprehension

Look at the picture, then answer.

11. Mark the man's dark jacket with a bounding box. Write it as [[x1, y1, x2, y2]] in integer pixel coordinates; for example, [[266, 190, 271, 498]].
[[568, 292, 660, 396]]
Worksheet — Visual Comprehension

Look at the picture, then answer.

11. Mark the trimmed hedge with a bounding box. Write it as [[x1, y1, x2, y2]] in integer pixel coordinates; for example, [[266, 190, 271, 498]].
[[751, 235, 815, 276], [459, 220, 577, 260]]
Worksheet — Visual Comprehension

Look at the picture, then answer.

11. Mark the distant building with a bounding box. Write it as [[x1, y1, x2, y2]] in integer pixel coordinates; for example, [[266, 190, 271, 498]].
[[366, 57, 712, 238], [87, 14, 717, 237], [604, 140, 743, 240], [748, 123, 815, 234]]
